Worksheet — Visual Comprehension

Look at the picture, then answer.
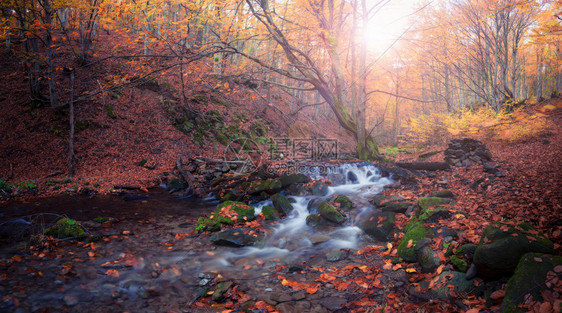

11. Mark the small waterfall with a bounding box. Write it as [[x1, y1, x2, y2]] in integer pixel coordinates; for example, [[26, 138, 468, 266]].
[[210, 163, 393, 268]]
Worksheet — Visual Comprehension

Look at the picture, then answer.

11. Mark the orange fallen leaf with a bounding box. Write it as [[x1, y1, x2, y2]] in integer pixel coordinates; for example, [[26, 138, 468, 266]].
[[306, 286, 318, 294], [465, 308, 480, 313], [106, 269, 119, 277], [490, 289, 505, 300]]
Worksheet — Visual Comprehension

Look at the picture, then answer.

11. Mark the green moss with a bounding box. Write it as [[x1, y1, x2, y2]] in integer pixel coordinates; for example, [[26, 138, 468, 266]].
[[247, 179, 282, 195], [501, 253, 562, 311], [44, 218, 85, 239], [416, 197, 454, 215], [261, 205, 278, 220], [270, 193, 293, 216], [306, 214, 329, 228], [397, 222, 429, 262], [216, 201, 255, 223], [216, 132, 229, 146], [450, 255, 468, 272], [105, 104, 117, 119], [93, 217, 109, 223], [318, 202, 346, 224], [196, 217, 222, 232], [333, 195, 352, 211]]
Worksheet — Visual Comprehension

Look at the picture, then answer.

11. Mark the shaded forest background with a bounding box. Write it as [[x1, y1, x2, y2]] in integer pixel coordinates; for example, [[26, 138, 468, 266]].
[[0, 0, 560, 184]]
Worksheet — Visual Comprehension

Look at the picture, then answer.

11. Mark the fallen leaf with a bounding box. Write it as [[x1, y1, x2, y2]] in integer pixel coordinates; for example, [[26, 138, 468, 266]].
[[490, 289, 505, 300], [106, 269, 119, 277]]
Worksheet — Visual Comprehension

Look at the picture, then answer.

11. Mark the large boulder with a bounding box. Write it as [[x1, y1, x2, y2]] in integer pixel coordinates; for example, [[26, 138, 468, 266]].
[[473, 221, 554, 278], [261, 205, 279, 220], [318, 202, 346, 224], [501, 253, 562, 312], [332, 195, 353, 211], [270, 193, 294, 216], [398, 222, 430, 262], [210, 228, 262, 247], [358, 211, 395, 241]]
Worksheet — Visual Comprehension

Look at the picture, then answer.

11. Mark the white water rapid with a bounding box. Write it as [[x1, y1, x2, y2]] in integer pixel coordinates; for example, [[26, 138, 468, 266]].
[[206, 163, 393, 270]]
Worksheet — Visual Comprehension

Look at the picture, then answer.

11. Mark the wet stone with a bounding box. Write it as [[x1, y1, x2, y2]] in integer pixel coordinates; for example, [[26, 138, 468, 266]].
[[326, 250, 349, 262], [320, 296, 347, 311], [310, 234, 331, 245]]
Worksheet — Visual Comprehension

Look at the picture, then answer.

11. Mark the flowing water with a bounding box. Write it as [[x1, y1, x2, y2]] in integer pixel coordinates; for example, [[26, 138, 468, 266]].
[[205, 163, 393, 270], [0, 163, 393, 312]]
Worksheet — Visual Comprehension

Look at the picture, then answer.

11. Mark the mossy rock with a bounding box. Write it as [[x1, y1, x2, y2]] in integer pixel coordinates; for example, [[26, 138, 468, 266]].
[[456, 243, 477, 260], [473, 220, 554, 278], [409, 271, 475, 300], [216, 201, 255, 223], [398, 222, 430, 262], [450, 255, 469, 272], [219, 191, 235, 202], [318, 202, 346, 224], [195, 216, 229, 232], [333, 195, 352, 211], [311, 181, 328, 196], [306, 214, 330, 228], [358, 211, 395, 241], [501, 253, 562, 312], [279, 173, 310, 187], [44, 218, 85, 239], [261, 205, 278, 220], [270, 193, 293, 216], [381, 202, 411, 214], [371, 194, 404, 206], [416, 197, 455, 215], [247, 179, 282, 195], [417, 246, 441, 273]]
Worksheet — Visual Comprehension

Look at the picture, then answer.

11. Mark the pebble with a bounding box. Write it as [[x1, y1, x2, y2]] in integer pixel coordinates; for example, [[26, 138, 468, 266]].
[[63, 295, 79, 306]]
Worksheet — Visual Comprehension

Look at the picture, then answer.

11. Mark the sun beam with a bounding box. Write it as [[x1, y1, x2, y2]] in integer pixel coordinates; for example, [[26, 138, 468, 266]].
[[362, 0, 416, 52]]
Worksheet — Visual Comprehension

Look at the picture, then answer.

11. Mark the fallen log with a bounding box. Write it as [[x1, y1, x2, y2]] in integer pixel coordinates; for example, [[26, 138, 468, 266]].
[[176, 155, 197, 196], [395, 162, 450, 171]]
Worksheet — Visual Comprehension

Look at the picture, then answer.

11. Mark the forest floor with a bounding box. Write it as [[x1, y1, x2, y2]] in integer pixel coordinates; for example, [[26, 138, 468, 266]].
[[0, 41, 561, 312]]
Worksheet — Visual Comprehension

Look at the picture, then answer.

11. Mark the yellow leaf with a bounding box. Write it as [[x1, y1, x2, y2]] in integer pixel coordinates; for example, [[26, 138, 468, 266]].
[[541, 104, 556, 111], [386, 242, 393, 250], [405, 268, 417, 273]]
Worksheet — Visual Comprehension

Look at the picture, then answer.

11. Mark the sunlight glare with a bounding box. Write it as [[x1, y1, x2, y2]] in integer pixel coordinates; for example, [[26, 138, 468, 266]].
[[362, 0, 416, 52]]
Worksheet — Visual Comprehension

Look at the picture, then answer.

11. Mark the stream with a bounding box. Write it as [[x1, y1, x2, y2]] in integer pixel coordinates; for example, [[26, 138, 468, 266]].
[[0, 163, 397, 313]]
